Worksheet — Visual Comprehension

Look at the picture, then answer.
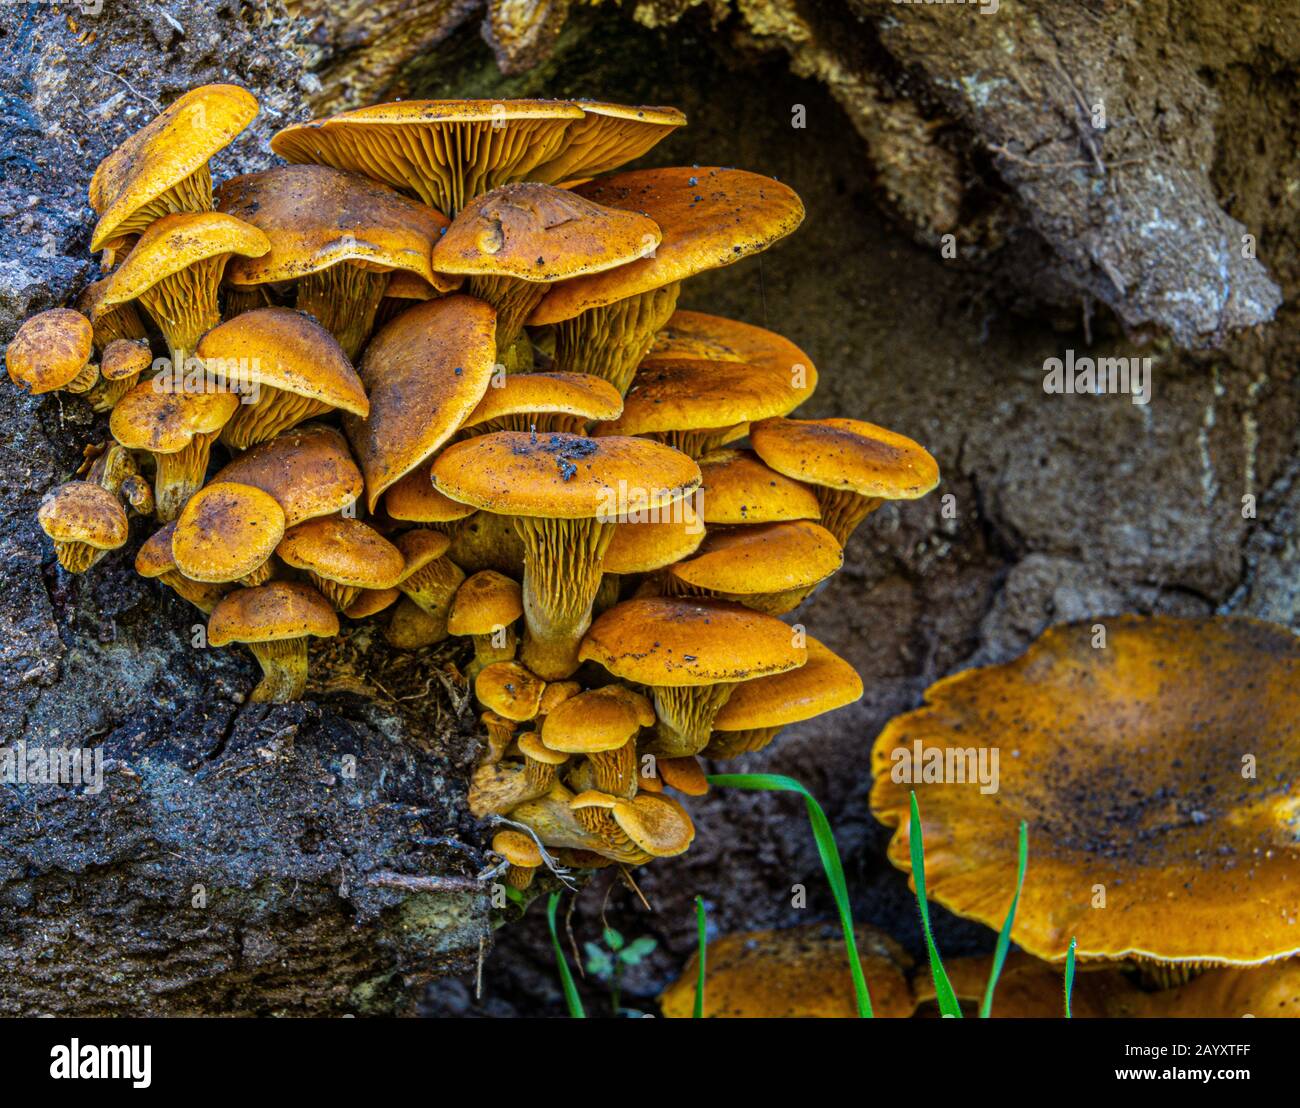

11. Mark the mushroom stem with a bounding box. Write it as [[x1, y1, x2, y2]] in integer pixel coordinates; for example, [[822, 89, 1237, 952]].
[[515, 515, 615, 680], [153, 430, 222, 522], [647, 683, 736, 758], [399, 556, 465, 633], [590, 742, 637, 799], [135, 258, 227, 370], [466, 275, 550, 367], [54, 540, 107, 574], [504, 862, 537, 890], [549, 281, 680, 395], [86, 373, 142, 413], [815, 489, 883, 547], [219, 387, 334, 450], [157, 569, 224, 614], [471, 626, 517, 678], [246, 638, 310, 702], [295, 264, 391, 360], [222, 284, 270, 319], [704, 725, 783, 760]]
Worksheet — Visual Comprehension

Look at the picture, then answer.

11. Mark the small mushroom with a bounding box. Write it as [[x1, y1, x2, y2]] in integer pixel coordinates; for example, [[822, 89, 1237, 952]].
[[171, 481, 286, 587], [529, 167, 804, 394], [446, 570, 524, 679], [474, 660, 546, 722], [541, 684, 655, 800], [342, 586, 401, 621], [195, 307, 369, 449], [135, 523, 228, 614], [432, 182, 660, 366], [697, 448, 822, 525], [276, 515, 405, 612], [217, 164, 455, 358], [384, 596, 446, 650], [492, 829, 543, 890], [37, 482, 129, 573], [646, 309, 819, 395], [207, 580, 339, 702], [109, 377, 240, 521], [750, 416, 940, 546], [92, 338, 154, 413], [579, 596, 807, 757], [432, 430, 702, 679], [707, 636, 863, 758], [394, 529, 465, 639], [5, 309, 97, 397]]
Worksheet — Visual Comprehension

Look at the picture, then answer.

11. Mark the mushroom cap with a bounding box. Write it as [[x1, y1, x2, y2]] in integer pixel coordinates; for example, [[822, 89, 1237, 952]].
[[541, 684, 655, 754], [270, 99, 586, 211], [611, 792, 695, 857], [569, 789, 619, 811], [492, 829, 542, 868], [207, 580, 339, 646], [89, 84, 259, 252], [343, 586, 401, 619], [474, 660, 546, 722], [431, 182, 660, 282], [529, 167, 805, 324], [646, 309, 818, 393], [750, 417, 939, 500], [460, 372, 623, 432], [518, 731, 569, 766], [537, 680, 581, 716], [110, 377, 239, 454], [101, 338, 153, 381], [447, 570, 523, 636], [580, 597, 807, 687], [217, 164, 454, 290], [432, 432, 701, 521], [658, 923, 915, 1019], [713, 636, 863, 731], [343, 295, 497, 512], [870, 615, 1300, 967], [195, 308, 369, 416], [37, 482, 129, 549], [603, 358, 808, 436], [277, 516, 406, 589], [530, 101, 686, 184], [698, 448, 822, 525], [172, 481, 286, 583], [657, 756, 709, 797], [96, 212, 270, 311], [394, 528, 452, 577], [384, 270, 441, 301], [668, 520, 843, 594], [135, 522, 180, 577], [603, 516, 705, 574], [383, 468, 479, 524], [6, 309, 94, 394], [212, 423, 363, 527]]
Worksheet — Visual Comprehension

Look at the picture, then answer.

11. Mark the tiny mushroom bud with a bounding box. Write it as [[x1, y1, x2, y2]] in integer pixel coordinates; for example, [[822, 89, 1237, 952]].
[[492, 829, 543, 890]]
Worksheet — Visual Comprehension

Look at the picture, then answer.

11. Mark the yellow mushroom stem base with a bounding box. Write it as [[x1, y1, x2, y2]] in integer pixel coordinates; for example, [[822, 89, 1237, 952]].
[[704, 725, 783, 760], [112, 164, 214, 244], [816, 489, 883, 547], [246, 637, 310, 702], [136, 256, 227, 371], [504, 862, 536, 890], [399, 555, 465, 635], [649, 683, 736, 758], [54, 539, 110, 574], [589, 743, 637, 800], [158, 569, 224, 614], [516, 514, 615, 680], [153, 430, 222, 522], [480, 718, 516, 766], [549, 281, 680, 396], [305, 575, 358, 611], [219, 386, 333, 450], [467, 275, 550, 366], [296, 264, 391, 361]]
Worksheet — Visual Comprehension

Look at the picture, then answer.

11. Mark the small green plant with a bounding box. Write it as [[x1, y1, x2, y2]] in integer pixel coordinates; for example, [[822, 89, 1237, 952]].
[[693, 895, 707, 1019], [909, 791, 961, 1017], [1064, 936, 1078, 1018], [708, 772, 873, 1017], [546, 891, 585, 1018], [584, 926, 658, 1017], [980, 819, 1029, 1018]]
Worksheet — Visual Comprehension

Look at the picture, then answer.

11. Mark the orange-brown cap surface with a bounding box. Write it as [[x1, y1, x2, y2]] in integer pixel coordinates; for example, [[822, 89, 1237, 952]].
[[38, 482, 129, 549], [541, 685, 654, 754], [101, 338, 153, 381], [447, 570, 523, 636], [669, 521, 843, 595], [383, 468, 479, 524], [870, 615, 1300, 968], [603, 516, 705, 574], [6, 309, 94, 395], [208, 580, 339, 646], [475, 660, 546, 721], [277, 516, 406, 590], [579, 597, 806, 687], [713, 637, 862, 731], [460, 372, 623, 432], [698, 448, 821, 525], [530, 167, 804, 325], [110, 378, 239, 454], [344, 295, 497, 511], [212, 424, 363, 526], [646, 310, 818, 393], [172, 481, 286, 582]]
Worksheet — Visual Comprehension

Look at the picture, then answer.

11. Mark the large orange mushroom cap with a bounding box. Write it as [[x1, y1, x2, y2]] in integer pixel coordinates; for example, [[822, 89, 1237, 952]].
[[343, 295, 497, 512], [646, 309, 818, 394], [713, 636, 863, 732], [698, 448, 822, 525], [659, 923, 915, 1019], [529, 167, 804, 325], [870, 615, 1300, 970], [270, 99, 586, 216], [90, 83, 259, 253]]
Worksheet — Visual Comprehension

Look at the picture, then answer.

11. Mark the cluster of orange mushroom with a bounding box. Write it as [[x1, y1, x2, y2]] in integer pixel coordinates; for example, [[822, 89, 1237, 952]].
[[7, 84, 939, 881]]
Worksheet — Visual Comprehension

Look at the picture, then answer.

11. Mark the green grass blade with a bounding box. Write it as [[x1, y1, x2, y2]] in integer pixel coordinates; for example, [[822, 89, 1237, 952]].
[[909, 791, 961, 1017], [1064, 936, 1078, 1019], [708, 772, 873, 1018], [546, 891, 585, 1018], [980, 819, 1029, 1018], [693, 895, 707, 1019]]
